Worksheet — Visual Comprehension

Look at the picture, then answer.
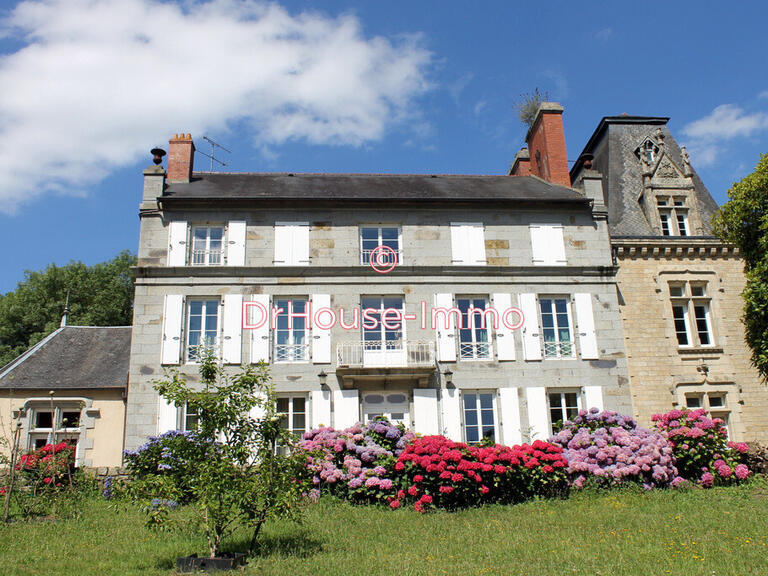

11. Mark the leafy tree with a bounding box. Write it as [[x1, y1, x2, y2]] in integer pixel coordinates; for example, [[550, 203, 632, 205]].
[[125, 349, 308, 559], [515, 88, 549, 127], [712, 153, 768, 379], [0, 251, 136, 367]]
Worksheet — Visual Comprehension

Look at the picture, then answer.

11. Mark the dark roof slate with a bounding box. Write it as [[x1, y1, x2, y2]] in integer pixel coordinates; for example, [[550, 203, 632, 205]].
[[571, 117, 719, 236], [0, 326, 130, 389], [161, 173, 587, 204]]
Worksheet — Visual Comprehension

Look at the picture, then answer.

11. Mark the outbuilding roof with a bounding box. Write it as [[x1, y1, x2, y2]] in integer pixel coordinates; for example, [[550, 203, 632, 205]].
[[0, 326, 131, 390]]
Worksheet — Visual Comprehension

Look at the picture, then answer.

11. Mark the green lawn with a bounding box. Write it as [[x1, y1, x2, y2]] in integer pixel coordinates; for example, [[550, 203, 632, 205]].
[[1, 480, 767, 576]]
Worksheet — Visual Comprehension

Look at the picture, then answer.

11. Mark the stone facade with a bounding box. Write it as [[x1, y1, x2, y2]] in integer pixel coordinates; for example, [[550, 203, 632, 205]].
[[124, 105, 633, 453]]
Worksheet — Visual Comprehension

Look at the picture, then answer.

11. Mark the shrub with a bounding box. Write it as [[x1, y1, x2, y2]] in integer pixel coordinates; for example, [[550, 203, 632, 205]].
[[391, 436, 569, 511], [123, 430, 222, 504], [550, 409, 679, 490], [300, 418, 414, 503], [652, 408, 750, 486]]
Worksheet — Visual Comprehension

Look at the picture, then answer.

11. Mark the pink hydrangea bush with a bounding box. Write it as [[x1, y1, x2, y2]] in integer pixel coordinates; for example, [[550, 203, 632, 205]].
[[299, 418, 414, 503], [389, 435, 569, 512], [652, 408, 750, 487], [550, 409, 680, 490]]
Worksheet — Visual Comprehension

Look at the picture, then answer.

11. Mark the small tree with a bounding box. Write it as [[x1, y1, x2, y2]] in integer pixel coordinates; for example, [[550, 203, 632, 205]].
[[515, 88, 549, 127], [127, 349, 308, 558], [712, 154, 768, 379]]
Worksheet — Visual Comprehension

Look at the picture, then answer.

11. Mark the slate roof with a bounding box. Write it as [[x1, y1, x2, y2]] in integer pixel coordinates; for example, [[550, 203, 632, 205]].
[[570, 116, 719, 236], [161, 173, 588, 205], [0, 326, 131, 390]]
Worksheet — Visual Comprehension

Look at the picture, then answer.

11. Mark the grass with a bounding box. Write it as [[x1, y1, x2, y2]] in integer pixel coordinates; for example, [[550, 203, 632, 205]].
[[1, 479, 767, 576]]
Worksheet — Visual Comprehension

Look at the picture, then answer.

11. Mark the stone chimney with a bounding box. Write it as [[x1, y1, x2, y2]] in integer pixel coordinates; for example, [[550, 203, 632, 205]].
[[167, 133, 195, 183], [519, 102, 571, 187]]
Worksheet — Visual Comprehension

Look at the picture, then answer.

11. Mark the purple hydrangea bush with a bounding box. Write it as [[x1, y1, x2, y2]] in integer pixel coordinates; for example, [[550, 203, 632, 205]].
[[299, 418, 414, 502], [652, 408, 750, 487], [550, 409, 681, 490]]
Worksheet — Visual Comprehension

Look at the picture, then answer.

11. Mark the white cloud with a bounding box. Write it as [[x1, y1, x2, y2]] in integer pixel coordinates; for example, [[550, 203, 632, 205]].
[[0, 0, 432, 212], [759, 90, 768, 100], [681, 104, 768, 166], [594, 27, 613, 41]]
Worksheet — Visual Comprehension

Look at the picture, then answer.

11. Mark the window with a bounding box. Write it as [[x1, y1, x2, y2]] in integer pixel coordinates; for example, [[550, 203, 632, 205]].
[[456, 297, 491, 360], [274, 299, 309, 362], [530, 224, 567, 266], [450, 223, 486, 266], [684, 392, 731, 438], [28, 405, 82, 451], [657, 197, 689, 236], [191, 226, 224, 265], [274, 222, 310, 266], [186, 299, 220, 361], [360, 226, 401, 266], [636, 139, 659, 164], [183, 403, 200, 431], [669, 282, 713, 348], [548, 390, 581, 433], [361, 296, 404, 352], [539, 298, 574, 358], [276, 395, 307, 454], [462, 391, 496, 443]]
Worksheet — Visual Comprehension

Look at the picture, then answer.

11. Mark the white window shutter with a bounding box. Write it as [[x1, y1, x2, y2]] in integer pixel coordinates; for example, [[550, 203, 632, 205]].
[[441, 387, 462, 441], [413, 389, 439, 435], [499, 387, 522, 445], [493, 293, 515, 361], [221, 294, 243, 364], [469, 225, 487, 265], [434, 293, 457, 362], [157, 396, 178, 434], [161, 294, 184, 365], [449, 223, 467, 264], [518, 293, 542, 361], [530, 224, 566, 266], [274, 225, 292, 266], [311, 389, 332, 428], [312, 294, 331, 364], [249, 294, 270, 363], [167, 221, 187, 266], [525, 386, 549, 441], [333, 389, 359, 429], [574, 293, 599, 360], [293, 223, 310, 264], [249, 392, 266, 422], [227, 221, 246, 266], [584, 386, 604, 412]]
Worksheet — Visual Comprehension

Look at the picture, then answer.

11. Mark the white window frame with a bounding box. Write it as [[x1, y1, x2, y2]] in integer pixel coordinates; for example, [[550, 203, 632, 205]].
[[182, 402, 200, 432], [27, 404, 82, 451], [361, 296, 406, 352], [669, 282, 714, 349], [190, 225, 225, 266], [456, 296, 493, 360], [657, 197, 690, 237], [359, 225, 403, 266], [461, 390, 498, 444], [684, 391, 732, 438], [273, 298, 310, 363], [185, 298, 221, 363], [538, 296, 575, 359], [547, 389, 582, 434], [276, 394, 309, 453]]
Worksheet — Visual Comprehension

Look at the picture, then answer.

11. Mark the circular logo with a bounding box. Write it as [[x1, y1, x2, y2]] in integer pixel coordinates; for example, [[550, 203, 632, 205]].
[[369, 245, 398, 274]]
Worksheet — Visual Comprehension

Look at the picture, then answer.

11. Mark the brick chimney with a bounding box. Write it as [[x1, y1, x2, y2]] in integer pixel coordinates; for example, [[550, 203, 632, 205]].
[[521, 103, 571, 187], [167, 133, 195, 183], [508, 148, 531, 176]]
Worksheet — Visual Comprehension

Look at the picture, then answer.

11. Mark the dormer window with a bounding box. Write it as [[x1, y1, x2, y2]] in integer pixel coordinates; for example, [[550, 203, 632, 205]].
[[636, 139, 660, 165], [657, 197, 689, 237]]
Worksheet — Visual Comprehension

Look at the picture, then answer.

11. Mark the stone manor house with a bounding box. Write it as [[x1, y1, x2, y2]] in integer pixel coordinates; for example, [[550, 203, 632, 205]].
[[2, 102, 765, 467]]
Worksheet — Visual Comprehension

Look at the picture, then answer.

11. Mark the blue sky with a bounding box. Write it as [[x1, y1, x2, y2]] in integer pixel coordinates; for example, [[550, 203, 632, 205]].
[[0, 0, 767, 294]]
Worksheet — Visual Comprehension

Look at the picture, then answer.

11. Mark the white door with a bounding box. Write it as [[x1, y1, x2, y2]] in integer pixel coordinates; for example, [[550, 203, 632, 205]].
[[362, 391, 409, 427], [361, 296, 407, 367]]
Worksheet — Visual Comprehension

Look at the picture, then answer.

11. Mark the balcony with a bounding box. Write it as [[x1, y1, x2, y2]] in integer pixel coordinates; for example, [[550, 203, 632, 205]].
[[191, 249, 223, 266], [274, 343, 310, 363], [337, 340, 434, 368]]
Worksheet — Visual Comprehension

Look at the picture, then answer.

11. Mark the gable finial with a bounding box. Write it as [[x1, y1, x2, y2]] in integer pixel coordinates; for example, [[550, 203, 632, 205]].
[[60, 289, 70, 328]]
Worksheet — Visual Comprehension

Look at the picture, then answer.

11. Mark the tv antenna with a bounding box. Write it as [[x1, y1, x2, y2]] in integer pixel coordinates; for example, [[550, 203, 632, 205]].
[[197, 136, 231, 171]]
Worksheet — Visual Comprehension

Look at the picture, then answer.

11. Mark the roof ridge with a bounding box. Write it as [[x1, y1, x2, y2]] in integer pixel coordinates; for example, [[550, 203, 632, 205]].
[[191, 172, 522, 178]]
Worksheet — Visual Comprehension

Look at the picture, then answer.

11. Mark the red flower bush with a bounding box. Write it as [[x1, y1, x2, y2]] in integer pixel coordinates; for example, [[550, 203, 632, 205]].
[[387, 435, 568, 511], [17, 442, 75, 490]]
